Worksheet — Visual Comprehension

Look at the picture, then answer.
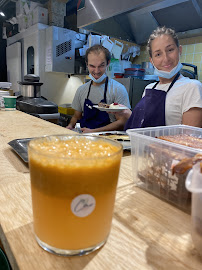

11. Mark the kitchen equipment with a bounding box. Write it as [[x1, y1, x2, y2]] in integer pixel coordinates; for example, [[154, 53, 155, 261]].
[[181, 63, 198, 79], [17, 74, 59, 122], [18, 74, 43, 98], [77, 0, 202, 45], [141, 62, 154, 75]]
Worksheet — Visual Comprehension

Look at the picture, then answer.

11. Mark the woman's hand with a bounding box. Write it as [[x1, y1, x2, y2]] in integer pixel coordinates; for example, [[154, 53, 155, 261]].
[[81, 127, 93, 133]]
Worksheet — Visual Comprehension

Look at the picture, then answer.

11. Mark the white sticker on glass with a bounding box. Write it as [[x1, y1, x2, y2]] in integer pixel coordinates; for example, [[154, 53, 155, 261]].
[[71, 194, 96, 217]]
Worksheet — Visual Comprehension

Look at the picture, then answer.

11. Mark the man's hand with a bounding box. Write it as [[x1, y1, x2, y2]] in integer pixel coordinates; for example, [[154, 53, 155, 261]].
[[81, 127, 92, 133], [66, 124, 74, 130]]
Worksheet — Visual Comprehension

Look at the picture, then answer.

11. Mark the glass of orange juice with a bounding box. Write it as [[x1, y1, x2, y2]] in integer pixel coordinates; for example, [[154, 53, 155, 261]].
[[28, 134, 122, 256]]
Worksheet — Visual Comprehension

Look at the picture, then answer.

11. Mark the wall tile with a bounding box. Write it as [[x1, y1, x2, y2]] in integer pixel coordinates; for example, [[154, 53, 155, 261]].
[[185, 54, 194, 63], [195, 43, 202, 52], [193, 53, 202, 63], [134, 35, 202, 82], [186, 44, 195, 54]]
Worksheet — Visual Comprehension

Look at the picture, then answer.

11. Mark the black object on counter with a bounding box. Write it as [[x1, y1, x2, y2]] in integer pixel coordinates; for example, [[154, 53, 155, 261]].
[[16, 96, 58, 114]]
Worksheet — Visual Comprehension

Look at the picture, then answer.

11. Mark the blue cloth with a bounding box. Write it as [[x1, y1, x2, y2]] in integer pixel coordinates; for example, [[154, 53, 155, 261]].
[[124, 72, 180, 130], [79, 78, 110, 129]]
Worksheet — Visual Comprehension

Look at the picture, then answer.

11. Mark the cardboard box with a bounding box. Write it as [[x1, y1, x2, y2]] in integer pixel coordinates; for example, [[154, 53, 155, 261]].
[[32, 6, 48, 25], [17, 14, 28, 32], [16, 0, 27, 16], [16, 0, 43, 17]]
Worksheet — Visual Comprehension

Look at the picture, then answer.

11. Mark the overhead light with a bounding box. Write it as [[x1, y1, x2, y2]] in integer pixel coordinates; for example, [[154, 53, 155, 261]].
[[0, 11, 5, 17]]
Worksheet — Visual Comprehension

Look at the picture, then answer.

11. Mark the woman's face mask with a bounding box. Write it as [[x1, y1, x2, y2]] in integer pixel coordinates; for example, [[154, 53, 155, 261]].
[[152, 60, 183, 79]]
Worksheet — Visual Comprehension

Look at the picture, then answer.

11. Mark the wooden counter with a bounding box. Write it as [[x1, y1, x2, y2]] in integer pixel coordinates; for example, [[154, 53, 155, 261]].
[[0, 111, 202, 269]]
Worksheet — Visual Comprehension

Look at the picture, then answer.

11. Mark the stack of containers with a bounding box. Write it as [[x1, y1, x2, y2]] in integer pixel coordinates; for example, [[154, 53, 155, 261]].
[[127, 125, 202, 213], [124, 68, 145, 79], [0, 82, 12, 109], [16, 0, 48, 32]]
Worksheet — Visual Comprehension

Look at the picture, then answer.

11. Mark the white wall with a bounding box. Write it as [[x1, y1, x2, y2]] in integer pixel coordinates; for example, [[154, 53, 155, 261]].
[[41, 72, 84, 105]]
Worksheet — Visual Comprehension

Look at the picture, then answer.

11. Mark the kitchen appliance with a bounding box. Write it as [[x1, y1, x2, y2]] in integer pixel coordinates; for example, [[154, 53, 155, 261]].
[[181, 63, 198, 79], [141, 62, 154, 75], [18, 74, 43, 97], [6, 24, 77, 95], [17, 74, 59, 123]]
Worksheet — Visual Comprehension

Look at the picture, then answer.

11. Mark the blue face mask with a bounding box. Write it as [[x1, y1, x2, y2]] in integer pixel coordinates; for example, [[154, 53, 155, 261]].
[[89, 73, 107, 84], [153, 61, 183, 79]]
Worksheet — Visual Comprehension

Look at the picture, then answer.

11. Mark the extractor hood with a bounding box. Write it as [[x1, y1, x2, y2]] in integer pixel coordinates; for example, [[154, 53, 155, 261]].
[[77, 0, 202, 45]]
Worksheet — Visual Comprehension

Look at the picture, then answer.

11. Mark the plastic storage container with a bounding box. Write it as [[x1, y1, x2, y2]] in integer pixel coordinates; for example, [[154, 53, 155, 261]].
[[127, 125, 202, 212], [186, 163, 202, 256], [124, 68, 145, 79]]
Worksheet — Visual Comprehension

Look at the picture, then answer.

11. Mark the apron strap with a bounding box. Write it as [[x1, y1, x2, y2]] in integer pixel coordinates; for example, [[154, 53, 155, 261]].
[[87, 77, 109, 101], [152, 72, 180, 91], [167, 72, 180, 92], [103, 77, 108, 103]]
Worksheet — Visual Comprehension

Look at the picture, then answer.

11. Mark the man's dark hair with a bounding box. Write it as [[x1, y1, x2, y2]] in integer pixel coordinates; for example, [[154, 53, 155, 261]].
[[85, 45, 111, 65]]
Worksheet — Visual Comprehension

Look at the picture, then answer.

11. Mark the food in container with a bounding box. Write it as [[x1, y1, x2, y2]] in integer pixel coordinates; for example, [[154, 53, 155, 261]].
[[127, 125, 202, 212]]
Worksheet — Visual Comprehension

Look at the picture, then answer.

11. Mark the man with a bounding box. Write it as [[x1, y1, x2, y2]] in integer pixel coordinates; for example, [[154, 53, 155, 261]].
[[66, 45, 131, 133]]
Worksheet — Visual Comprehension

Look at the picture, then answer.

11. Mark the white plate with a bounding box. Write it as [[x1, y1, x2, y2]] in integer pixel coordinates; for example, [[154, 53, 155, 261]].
[[93, 105, 128, 112]]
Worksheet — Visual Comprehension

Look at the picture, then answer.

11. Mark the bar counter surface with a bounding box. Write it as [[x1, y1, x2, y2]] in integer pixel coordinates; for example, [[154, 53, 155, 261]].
[[0, 110, 201, 270]]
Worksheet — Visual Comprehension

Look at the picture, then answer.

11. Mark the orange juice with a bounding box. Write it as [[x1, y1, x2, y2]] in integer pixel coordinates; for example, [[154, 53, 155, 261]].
[[28, 135, 122, 255]]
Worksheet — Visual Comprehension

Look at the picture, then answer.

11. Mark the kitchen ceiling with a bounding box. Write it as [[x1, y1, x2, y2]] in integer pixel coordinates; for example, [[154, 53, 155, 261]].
[[77, 0, 202, 45]]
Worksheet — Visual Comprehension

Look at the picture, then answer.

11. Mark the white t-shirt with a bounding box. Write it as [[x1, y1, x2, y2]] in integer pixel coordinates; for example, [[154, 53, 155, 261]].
[[72, 78, 131, 122], [144, 75, 202, 125]]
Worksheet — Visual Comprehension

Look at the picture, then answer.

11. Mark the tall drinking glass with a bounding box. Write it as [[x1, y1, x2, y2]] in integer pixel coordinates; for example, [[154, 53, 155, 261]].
[[28, 135, 122, 256]]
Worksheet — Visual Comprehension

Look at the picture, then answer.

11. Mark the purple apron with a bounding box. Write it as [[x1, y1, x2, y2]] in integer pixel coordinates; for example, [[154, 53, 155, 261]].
[[79, 77, 111, 129], [124, 72, 180, 130]]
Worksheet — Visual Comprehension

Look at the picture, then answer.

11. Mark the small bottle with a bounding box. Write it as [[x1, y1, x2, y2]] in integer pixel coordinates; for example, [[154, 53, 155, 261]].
[[75, 123, 82, 133]]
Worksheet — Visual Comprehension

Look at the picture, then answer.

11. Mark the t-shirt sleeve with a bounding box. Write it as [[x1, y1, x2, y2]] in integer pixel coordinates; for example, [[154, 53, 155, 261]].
[[71, 86, 83, 112], [182, 80, 202, 113], [113, 83, 131, 109]]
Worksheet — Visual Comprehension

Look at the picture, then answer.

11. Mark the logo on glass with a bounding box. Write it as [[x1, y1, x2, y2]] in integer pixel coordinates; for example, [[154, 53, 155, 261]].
[[71, 194, 96, 217]]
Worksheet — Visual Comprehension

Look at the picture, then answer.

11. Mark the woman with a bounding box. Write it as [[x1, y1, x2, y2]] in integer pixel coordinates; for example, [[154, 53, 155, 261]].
[[124, 26, 202, 129]]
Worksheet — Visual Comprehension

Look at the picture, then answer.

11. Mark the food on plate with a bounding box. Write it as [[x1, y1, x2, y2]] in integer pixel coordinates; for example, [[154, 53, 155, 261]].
[[157, 134, 202, 149], [98, 133, 130, 141], [109, 103, 121, 109], [98, 102, 124, 109], [98, 102, 110, 108]]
